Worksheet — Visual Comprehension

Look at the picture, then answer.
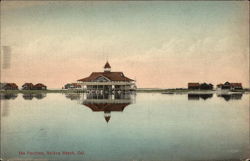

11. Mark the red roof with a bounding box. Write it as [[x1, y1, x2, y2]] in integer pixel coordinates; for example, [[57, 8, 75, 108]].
[[78, 72, 134, 82], [188, 83, 200, 87], [22, 83, 34, 87], [104, 62, 111, 68], [230, 83, 242, 87], [34, 83, 46, 87], [6, 83, 18, 88], [83, 103, 129, 112]]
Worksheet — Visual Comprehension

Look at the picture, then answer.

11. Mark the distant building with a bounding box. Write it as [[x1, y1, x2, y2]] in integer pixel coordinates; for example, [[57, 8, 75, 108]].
[[188, 82, 213, 90], [33, 83, 47, 90], [64, 83, 81, 89], [22, 83, 34, 90], [188, 83, 200, 90], [2, 83, 18, 90], [199, 83, 213, 90], [78, 62, 136, 92], [230, 83, 243, 90], [221, 82, 231, 89], [217, 82, 243, 90]]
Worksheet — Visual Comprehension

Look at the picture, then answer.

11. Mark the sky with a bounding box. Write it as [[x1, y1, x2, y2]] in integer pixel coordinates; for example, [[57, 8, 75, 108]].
[[1, 1, 249, 88]]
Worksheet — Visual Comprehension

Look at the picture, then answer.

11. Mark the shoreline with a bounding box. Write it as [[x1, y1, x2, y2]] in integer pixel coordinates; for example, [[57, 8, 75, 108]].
[[136, 88, 248, 94], [0, 88, 248, 94]]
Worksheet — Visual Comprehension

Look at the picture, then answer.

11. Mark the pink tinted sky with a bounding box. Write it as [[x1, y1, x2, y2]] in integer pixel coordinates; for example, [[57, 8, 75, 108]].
[[1, 1, 249, 88]]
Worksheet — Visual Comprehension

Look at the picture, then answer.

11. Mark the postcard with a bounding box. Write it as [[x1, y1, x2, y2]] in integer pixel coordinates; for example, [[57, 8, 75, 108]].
[[0, 1, 249, 161]]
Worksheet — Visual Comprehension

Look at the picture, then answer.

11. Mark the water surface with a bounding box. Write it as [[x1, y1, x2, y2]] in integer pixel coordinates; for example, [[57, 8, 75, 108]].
[[1, 93, 249, 161]]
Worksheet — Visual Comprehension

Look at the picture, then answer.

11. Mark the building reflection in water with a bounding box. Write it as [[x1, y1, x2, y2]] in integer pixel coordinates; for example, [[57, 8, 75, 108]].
[[217, 93, 242, 101], [0, 93, 18, 117], [188, 94, 213, 100], [22, 93, 47, 100], [0, 93, 18, 100], [65, 93, 81, 100], [82, 92, 135, 123]]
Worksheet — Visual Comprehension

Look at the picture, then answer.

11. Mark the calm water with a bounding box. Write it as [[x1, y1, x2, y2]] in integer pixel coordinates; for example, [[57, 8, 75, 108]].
[[1, 92, 249, 161]]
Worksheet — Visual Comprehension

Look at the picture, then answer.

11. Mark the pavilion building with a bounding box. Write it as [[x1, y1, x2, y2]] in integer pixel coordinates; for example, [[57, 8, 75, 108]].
[[77, 62, 136, 93]]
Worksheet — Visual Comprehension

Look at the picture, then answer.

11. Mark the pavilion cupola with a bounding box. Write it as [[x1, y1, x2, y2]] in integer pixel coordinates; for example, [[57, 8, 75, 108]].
[[104, 61, 111, 72]]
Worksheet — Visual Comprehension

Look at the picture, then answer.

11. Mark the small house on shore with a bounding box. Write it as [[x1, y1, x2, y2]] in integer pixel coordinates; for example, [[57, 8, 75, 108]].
[[33, 83, 47, 90], [217, 82, 242, 90], [230, 83, 243, 90], [22, 83, 34, 90], [188, 83, 200, 90], [2, 83, 18, 90]]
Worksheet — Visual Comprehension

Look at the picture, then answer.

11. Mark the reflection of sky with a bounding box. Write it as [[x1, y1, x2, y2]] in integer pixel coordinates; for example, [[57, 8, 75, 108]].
[[1, 1, 249, 88], [1, 93, 249, 160]]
